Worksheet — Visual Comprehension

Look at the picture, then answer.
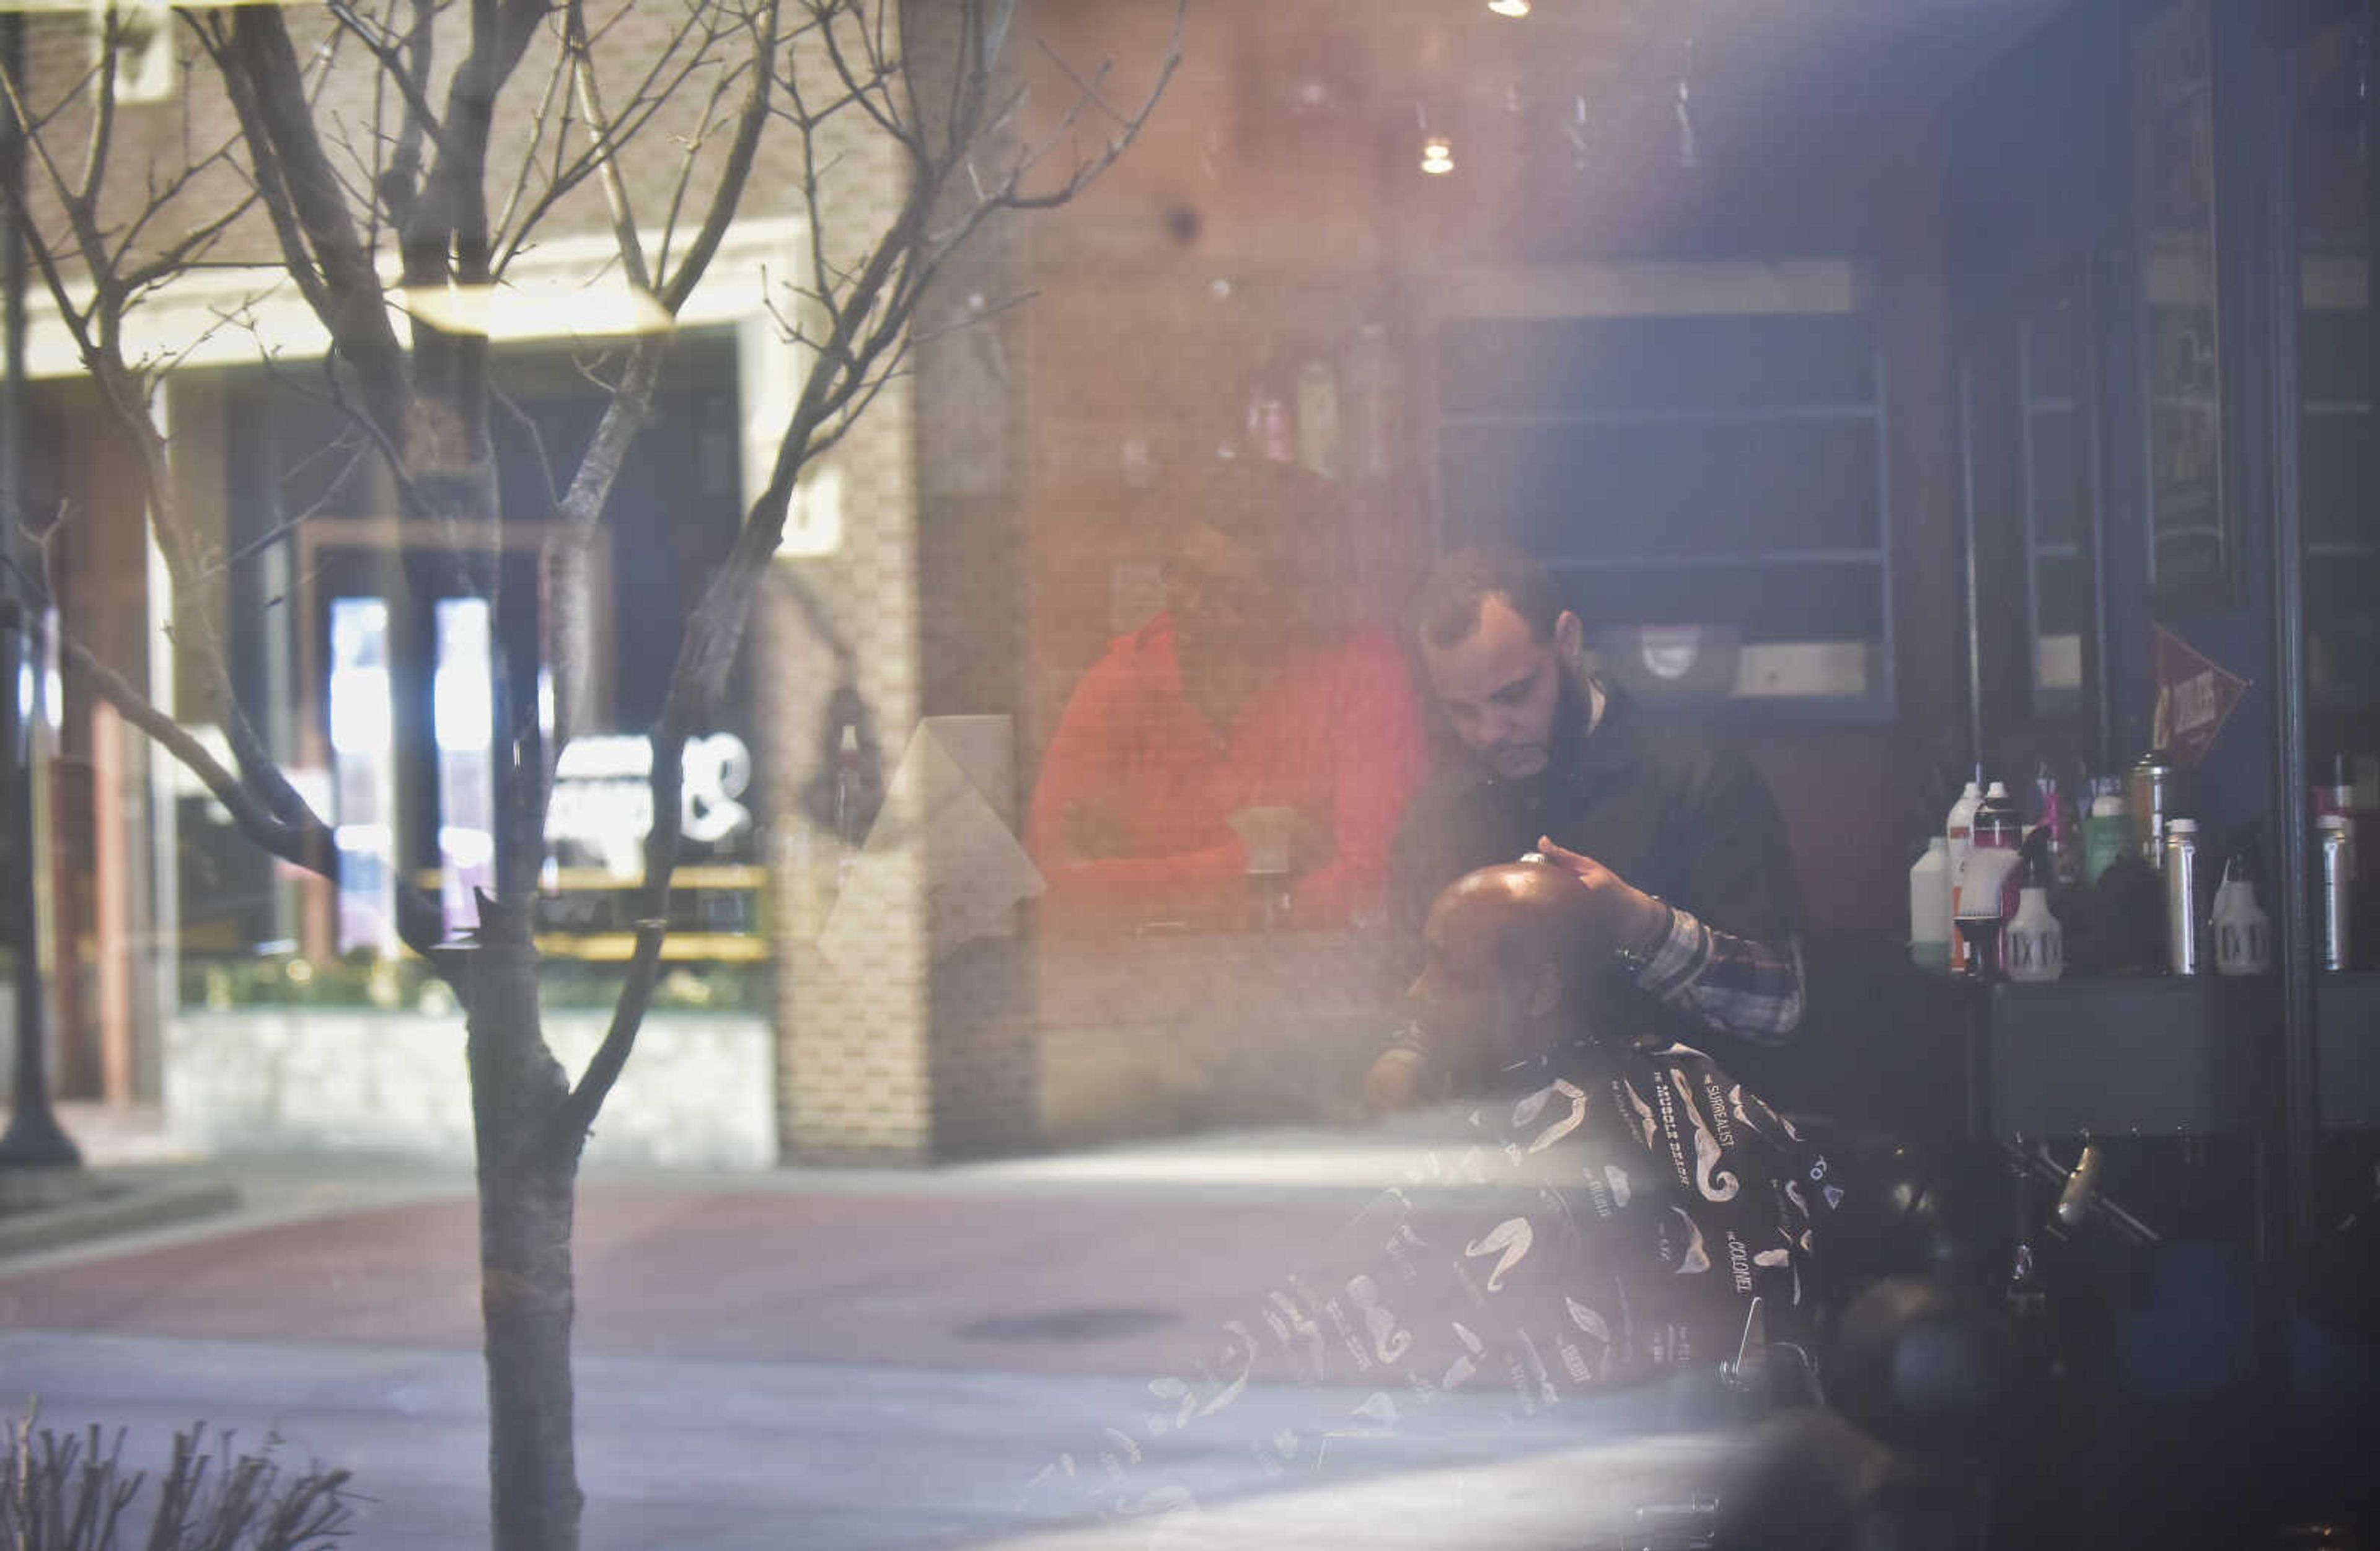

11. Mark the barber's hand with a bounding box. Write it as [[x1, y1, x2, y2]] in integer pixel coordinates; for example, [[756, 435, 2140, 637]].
[[1364, 1047, 1431, 1117], [1534, 835, 1672, 959]]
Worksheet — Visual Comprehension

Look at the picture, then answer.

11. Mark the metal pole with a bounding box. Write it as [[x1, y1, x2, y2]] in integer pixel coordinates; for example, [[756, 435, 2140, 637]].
[[1957, 361, 1986, 766], [0, 9, 79, 1168], [2256, 0, 2352, 1275], [2083, 254, 2118, 771]]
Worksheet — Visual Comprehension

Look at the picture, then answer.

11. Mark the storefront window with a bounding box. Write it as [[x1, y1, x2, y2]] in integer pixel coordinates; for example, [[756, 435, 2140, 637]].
[[7, 3, 2372, 1547], [157, 332, 760, 1013]]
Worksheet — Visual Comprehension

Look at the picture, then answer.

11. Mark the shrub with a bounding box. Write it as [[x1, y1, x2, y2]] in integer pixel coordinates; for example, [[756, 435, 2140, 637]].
[[0, 1413, 354, 1551]]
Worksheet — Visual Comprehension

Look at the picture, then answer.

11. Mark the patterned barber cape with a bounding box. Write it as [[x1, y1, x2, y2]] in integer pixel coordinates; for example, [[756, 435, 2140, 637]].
[[1334, 1035, 1838, 1402], [1011, 1037, 1841, 1531]]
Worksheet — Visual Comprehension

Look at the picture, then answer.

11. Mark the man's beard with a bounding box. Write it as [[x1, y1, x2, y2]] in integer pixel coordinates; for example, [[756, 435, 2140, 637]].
[[1492, 659, 1591, 784], [1549, 661, 1592, 770]]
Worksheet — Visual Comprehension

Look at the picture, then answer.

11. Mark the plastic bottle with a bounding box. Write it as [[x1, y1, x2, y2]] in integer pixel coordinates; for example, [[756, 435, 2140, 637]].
[[1953, 847, 2021, 980], [2210, 851, 2272, 977], [1974, 781, 2024, 920], [2082, 780, 2131, 886], [1946, 776, 1983, 972], [2006, 838, 2065, 983], [2035, 765, 2081, 889], [1975, 781, 2021, 846], [1910, 837, 1952, 973]]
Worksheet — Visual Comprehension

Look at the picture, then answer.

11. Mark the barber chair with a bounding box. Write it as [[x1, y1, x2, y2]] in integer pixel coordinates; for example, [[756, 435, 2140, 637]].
[[1616, 1133, 2158, 1551], [1694, 1135, 2021, 1551], [1805, 1130, 2014, 1301]]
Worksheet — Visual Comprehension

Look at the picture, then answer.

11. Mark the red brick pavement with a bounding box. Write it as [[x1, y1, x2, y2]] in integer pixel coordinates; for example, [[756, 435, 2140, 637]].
[[0, 1187, 1389, 1378]]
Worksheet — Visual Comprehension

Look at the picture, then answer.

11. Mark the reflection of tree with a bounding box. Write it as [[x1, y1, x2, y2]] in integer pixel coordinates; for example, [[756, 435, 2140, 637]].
[[2, 2, 1179, 1544]]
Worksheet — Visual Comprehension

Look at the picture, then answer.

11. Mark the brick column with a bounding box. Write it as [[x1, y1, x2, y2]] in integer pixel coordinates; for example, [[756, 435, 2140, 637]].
[[757, 0, 1047, 1164]]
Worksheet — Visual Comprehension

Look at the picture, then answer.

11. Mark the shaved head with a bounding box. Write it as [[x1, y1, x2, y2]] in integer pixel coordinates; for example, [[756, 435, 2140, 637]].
[[1409, 861, 1626, 1081]]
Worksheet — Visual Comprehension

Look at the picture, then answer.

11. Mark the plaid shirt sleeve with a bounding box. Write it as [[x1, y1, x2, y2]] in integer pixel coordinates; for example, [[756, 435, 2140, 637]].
[[1632, 903, 1807, 1047]]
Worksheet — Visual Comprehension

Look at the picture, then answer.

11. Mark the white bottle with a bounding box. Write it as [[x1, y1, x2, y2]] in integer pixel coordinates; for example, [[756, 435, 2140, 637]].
[[2211, 860, 2272, 977], [1946, 779, 1983, 972], [2006, 884, 2065, 983], [1953, 848, 2021, 980], [1910, 838, 1952, 973]]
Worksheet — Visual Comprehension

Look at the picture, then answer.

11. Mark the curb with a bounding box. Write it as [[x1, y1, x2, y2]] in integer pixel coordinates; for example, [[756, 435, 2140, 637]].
[[0, 1176, 243, 1263]]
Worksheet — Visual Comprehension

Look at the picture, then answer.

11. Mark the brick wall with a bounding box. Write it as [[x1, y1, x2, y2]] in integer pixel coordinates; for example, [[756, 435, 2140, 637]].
[[759, 332, 933, 1163], [754, 5, 937, 1162]]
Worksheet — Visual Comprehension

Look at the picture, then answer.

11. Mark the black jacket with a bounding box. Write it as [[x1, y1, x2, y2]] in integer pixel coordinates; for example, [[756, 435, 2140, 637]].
[[1387, 682, 1804, 1055]]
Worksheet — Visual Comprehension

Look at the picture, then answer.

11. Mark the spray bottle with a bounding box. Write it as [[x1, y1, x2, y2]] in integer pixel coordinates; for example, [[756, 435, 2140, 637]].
[[1947, 771, 1984, 972]]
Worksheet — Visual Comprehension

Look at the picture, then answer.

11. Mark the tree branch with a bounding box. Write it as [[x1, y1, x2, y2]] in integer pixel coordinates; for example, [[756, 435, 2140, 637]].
[[656, 0, 775, 311], [61, 636, 465, 987], [222, 7, 413, 442], [196, 18, 343, 332], [325, 0, 456, 170]]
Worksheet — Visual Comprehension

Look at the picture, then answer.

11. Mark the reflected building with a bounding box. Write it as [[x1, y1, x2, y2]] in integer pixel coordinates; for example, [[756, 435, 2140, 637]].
[[6, 0, 2374, 1187]]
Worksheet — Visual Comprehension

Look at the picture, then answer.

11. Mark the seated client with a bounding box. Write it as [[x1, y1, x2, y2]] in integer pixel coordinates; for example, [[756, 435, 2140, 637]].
[[1368, 860, 1838, 1387]]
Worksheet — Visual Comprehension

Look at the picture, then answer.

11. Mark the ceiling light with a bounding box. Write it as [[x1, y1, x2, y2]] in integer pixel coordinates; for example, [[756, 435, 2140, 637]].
[[1420, 135, 1454, 175], [1488, 0, 1531, 15]]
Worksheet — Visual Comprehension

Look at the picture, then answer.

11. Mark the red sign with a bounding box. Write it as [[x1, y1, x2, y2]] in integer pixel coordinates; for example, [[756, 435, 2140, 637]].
[[2152, 624, 2250, 766]]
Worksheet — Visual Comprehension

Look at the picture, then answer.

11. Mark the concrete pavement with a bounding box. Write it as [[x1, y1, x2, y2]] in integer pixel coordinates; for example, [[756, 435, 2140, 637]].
[[0, 1120, 1746, 1549]]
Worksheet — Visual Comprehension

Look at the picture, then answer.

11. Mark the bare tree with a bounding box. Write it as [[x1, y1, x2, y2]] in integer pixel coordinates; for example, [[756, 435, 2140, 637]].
[[0, 1, 1178, 1546]]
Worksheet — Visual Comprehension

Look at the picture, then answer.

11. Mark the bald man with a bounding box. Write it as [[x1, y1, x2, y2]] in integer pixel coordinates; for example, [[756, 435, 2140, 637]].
[[1368, 861, 1837, 1384]]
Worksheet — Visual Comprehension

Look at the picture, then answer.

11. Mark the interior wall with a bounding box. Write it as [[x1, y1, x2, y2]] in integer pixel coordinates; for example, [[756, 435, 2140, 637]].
[[1007, 0, 1965, 942]]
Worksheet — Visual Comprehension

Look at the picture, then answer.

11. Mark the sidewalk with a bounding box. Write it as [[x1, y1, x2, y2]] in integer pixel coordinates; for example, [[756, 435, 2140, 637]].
[[0, 1097, 1492, 1280], [1, 1101, 472, 1273], [0, 1105, 1734, 1550], [0, 1102, 247, 1263]]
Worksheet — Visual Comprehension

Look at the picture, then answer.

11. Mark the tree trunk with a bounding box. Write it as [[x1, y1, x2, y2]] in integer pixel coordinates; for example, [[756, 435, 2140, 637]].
[[465, 903, 583, 1551]]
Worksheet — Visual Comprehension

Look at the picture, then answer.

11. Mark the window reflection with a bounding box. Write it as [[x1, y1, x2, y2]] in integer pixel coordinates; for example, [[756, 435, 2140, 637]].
[[327, 597, 398, 957], [6, 2, 2378, 1547]]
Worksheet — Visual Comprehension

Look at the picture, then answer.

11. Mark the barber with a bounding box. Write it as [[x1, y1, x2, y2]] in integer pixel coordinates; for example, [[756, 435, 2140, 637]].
[[1386, 544, 1807, 1073]]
